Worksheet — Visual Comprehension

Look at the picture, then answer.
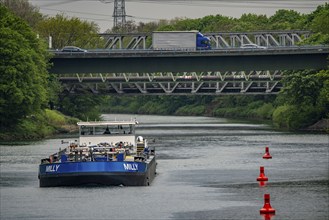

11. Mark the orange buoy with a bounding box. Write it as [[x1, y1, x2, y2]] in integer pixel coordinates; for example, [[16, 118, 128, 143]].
[[263, 146, 272, 159], [257, 166, 268, 181], [260, 194, 276, 214]]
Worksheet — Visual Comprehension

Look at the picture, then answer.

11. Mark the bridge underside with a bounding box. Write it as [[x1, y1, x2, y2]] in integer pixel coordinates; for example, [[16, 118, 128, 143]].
[[60, 71, 282, 95], [51, 52, 327, 74]]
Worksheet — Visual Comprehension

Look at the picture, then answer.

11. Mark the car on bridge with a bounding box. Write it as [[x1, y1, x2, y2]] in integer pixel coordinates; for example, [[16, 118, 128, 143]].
[[240, 43, 267, 49], [61, 46, 87, 52]]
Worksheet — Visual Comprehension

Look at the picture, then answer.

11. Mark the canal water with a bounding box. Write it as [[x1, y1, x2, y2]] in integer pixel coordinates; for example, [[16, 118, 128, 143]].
[[0, 114, 328, 220]]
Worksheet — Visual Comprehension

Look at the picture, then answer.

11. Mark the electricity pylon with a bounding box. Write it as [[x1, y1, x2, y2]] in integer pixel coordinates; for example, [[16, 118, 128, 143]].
[[100, 0, 127, 28], [113, 0, 126, 28]]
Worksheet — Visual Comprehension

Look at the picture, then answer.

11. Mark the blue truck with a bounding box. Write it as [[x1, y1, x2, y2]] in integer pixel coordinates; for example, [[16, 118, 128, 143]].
[[152, 31, 211, 50]]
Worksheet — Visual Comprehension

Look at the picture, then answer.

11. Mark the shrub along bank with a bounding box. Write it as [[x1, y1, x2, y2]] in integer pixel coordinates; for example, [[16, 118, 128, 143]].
[[0, 110, 78, 141]]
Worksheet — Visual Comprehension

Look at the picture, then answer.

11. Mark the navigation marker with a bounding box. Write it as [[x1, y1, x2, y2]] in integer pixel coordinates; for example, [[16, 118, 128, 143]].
[[263, 146, 272, 159], [260, 194, 276, 214], [257, 166, 269, 181]]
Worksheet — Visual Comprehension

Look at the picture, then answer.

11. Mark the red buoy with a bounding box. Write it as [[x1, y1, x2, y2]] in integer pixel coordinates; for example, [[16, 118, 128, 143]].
[[260, 194, 276, 214], [259, 181, 267, 187], [261, 213, 275, 220], [263, 146, 272, 159], [257, 166, 268, 181]]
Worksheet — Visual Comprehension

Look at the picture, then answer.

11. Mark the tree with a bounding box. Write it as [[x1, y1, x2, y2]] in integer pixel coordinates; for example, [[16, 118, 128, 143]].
[[0, 4, 49, 128], [302, 3, 329, 45], [36, 14, 104, 49], [111, 20, 138, 33], [269, 9, 305, 30], [315, 70, 329, 118], [136, 21, 158, 33], [238, 13, 269, 31], [273, 69, 328, 130], [199, 15, 236, 32], [279, 70, 321, 106], [0, 0, 44, 29], [310, 8, 329, 34], [59, 93, 104, 121]]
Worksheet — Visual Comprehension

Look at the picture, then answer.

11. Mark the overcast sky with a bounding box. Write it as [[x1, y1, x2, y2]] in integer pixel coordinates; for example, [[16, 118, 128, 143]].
[[28, 0, 329, 32]]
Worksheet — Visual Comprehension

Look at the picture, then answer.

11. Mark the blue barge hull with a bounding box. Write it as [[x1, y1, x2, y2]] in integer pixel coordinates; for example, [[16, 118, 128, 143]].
[[39, 157, 156, 187]]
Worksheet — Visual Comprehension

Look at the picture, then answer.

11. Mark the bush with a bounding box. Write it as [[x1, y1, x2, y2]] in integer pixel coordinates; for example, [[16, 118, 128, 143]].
[[175, 105, 205, 116], [0, 109, 78, 141], [255, 103, 275, 119], [138, 101, 167, 115], [272, 104, 318, 130], [45, 109, 66, 126]]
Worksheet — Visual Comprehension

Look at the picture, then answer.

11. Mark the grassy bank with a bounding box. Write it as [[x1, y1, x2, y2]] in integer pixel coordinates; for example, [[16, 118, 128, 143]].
[[0, 109, 79, 141]]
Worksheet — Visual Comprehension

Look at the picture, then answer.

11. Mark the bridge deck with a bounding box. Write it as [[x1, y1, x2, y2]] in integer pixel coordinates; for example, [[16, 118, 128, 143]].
[[50, 46, 328, 74]]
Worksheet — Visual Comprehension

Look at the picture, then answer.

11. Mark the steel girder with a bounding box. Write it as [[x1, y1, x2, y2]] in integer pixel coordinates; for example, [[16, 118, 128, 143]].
[[99, 31, 310, 49], [207, 31, 309, 48], [59, 71, 283, 95]]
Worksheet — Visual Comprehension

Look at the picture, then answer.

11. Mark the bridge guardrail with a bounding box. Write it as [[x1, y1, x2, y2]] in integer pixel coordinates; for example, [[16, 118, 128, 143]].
[[49, 45, 329, 58]]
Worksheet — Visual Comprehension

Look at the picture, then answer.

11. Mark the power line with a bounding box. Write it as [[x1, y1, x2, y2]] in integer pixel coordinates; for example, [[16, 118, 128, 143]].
[[41, 7, 110, 17], [30, 0, 327, 6], [29, 0, 327, 29], [40, 8, 114, 22], [126, 0, 326, 9]]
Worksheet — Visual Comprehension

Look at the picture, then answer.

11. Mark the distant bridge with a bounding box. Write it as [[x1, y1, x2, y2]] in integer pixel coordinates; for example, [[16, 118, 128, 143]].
[[51, 45, 328, 95]]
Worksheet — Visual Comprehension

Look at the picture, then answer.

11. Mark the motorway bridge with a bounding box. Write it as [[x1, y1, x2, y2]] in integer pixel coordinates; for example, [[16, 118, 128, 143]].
[[50, 44, 328, 95]]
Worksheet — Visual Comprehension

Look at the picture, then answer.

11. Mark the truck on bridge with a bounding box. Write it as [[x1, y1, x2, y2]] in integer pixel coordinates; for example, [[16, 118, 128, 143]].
[[152, 31, 211, 50]]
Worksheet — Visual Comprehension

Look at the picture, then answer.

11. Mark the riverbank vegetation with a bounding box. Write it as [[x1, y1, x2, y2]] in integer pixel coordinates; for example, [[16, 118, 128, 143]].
[[273, 70, 329, 130], [0, 110, 79, 141], [1, 1, 328, 141], [0, 3, 79, 140]]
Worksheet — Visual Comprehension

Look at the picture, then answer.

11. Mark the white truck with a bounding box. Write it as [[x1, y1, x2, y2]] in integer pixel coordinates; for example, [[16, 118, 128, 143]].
[[152, 31, 211, 50]]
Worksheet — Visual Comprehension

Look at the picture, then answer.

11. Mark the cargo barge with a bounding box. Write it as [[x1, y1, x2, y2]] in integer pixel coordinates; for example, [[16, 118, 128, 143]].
[[38, 120, 156, 187]]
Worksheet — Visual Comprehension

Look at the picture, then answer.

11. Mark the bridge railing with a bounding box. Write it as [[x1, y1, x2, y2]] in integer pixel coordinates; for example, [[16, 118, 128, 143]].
[[96, 30, 311, 49], [49, 45, 328, 57]]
